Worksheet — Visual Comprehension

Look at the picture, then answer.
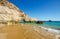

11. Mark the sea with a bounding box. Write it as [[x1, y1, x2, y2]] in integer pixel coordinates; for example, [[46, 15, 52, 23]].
[[37, 21, 60, 30], [21, 21, 60, 30]]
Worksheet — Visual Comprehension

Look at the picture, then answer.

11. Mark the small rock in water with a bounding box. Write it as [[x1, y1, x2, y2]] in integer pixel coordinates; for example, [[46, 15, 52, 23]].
[[36, 21, 43, 24]]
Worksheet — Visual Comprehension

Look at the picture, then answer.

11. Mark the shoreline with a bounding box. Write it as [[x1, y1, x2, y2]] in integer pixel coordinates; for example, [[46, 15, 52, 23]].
[[22, 23, 60, 35], [38, 26, 60, 35]]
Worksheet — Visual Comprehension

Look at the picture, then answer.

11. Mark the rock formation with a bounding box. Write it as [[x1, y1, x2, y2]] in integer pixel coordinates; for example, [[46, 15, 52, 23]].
[[0, 0, 37, 24], [0, 0, 31, 23]]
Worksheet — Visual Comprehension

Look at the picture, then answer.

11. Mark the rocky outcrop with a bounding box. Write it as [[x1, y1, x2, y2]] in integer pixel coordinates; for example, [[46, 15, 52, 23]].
[[36, 21, 43, 24], [0, 0, 30, 22], [0, 0, 37, 23]]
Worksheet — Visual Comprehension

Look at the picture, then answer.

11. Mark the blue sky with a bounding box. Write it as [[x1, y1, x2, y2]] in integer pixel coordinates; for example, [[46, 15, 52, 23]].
[[8, 0, 60, 21]]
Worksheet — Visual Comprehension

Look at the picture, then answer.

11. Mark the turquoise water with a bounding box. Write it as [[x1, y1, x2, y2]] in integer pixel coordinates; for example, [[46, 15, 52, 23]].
[[38, 21, 60, 30], [21, 21, 60, 30]]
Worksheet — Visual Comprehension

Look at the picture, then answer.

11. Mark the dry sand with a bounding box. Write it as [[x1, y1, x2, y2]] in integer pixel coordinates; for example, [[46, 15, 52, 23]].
[[0, 23, 58, 39]]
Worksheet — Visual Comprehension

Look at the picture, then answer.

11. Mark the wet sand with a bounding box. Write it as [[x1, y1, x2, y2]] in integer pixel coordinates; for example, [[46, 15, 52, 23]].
[[0, 23, 58, 39]]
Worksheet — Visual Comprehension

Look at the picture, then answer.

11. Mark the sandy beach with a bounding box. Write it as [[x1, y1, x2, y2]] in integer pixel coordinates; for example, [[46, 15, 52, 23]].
[[0, 23, 60, 39]]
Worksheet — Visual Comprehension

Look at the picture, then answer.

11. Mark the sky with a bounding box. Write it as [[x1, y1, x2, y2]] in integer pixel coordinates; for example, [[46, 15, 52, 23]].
[[8, 0, 60, 21]]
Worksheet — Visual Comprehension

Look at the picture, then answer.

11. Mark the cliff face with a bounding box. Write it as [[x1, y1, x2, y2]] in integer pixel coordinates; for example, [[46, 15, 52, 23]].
[[0, 0, 26, 22], [0, 0, 37, 22]]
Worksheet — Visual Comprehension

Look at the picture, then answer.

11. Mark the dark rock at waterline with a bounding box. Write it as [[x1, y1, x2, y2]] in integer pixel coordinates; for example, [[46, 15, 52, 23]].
[[49, 20, 52, 22], [36, 21, 43, 24]]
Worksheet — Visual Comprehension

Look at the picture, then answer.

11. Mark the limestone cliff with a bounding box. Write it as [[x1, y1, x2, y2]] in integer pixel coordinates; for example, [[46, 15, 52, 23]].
[[0, 0, 37, 22], [0, 0, 30, 22]]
